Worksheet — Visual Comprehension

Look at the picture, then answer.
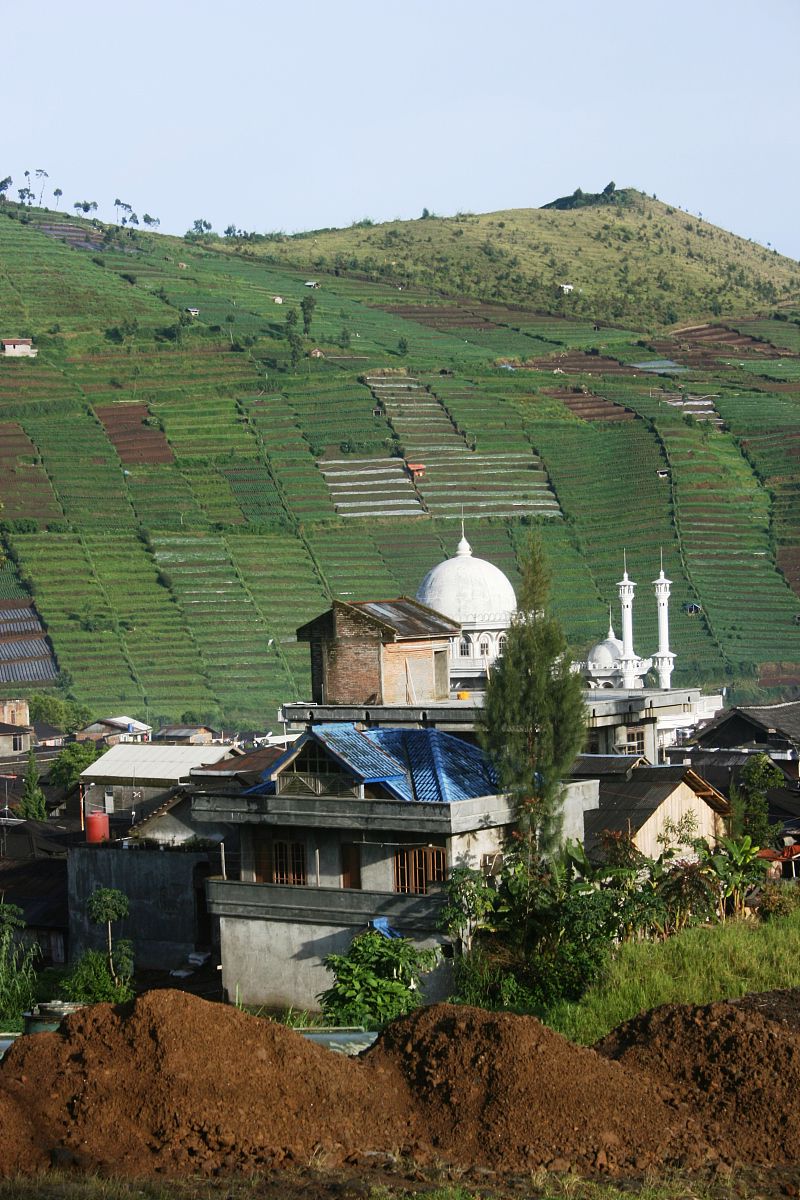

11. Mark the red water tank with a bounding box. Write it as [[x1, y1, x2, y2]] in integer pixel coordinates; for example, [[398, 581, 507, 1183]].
[[86, 812, 110, 843]]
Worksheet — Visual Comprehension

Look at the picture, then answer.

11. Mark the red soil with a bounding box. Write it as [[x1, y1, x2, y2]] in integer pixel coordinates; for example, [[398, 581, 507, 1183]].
[[3, 990, 800, 1181]]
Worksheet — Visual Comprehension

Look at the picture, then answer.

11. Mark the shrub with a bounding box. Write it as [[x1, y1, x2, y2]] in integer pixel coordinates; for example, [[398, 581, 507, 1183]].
[[318, 930, 437, 1029], [61, 946, 134, 1004], [0, 904, 39, 1027], [758, 881, 800, 921]]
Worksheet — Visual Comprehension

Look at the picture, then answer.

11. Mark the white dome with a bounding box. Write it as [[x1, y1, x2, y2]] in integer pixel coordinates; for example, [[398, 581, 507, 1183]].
[[587, 637, 624, 669], [416, 535, 517, 628]]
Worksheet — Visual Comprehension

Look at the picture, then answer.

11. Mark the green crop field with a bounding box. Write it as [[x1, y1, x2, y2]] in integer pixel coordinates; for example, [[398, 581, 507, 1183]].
[[0, 197, 798, 723]]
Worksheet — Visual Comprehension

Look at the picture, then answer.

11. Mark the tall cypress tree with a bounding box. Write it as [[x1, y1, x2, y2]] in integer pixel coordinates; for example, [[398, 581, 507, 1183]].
[[479, 532, 585, 855], [19, 749, 46, 822]]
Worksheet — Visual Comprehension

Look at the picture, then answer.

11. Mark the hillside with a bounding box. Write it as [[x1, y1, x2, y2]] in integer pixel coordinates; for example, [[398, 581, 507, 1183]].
[[210, 190, 800, 326], [0, 200, 799, 725]]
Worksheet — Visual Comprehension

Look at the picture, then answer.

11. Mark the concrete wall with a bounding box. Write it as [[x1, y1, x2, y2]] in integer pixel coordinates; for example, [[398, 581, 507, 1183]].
[[136, 796, 234, 847], [68, 844, 220, 969], [561, 778, 600, 844], [218, 912, 451, 1009], [0, 699, 30, 726]]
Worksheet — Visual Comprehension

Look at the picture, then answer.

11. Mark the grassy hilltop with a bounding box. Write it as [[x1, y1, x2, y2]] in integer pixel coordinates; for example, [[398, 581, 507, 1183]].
[[213, 188, 800, 326], [0, 196, 799, 726]]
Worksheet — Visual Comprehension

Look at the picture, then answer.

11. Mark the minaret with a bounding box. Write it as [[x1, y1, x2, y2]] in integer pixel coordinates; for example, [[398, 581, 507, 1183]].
[[617, 552, 638, 689], [652, 550, 675, 689]]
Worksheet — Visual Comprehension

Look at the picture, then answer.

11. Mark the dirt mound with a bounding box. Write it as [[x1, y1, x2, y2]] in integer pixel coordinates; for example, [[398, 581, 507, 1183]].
[[595, 998, 800, 1167], [365, 1003, 712, 1174], [0, 990, 420, 1177], [5, 990, 800, 1181]]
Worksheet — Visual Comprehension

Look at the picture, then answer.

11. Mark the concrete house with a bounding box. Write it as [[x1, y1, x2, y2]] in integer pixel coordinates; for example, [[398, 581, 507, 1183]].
[[296, 598, 459, 707], [193, 722, 598, 1008], [2, 338, 38, 358], [79, 742, 233, 821], [0, 720, 32, 756], [0, 698, 33, 756]]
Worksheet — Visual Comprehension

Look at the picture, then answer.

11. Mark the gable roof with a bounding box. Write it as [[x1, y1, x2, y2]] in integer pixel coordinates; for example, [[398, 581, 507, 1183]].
[[696, 701, 800, 746], [0, 721, 31, 736], [297, 597, 459, 643], [260, 723, 496, 805], [364, 728, 497, 803], [571, 754, 648, 777]]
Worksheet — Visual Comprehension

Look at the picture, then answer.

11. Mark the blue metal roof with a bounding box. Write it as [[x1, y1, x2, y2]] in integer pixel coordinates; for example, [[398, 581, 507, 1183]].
[[248, 723, 496, 804], [364, 728, 497, 804], [246, 725, 405, 795], [312, 724, 408, 783]]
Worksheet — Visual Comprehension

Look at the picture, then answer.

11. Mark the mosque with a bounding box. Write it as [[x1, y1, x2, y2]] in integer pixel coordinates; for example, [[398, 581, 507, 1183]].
[[286, 531, 721, 763], [414, 532, 675, 694]]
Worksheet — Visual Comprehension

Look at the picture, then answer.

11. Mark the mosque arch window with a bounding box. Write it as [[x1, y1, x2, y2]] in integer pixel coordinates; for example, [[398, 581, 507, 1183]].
[[479, 638, 490, 658], [497, 634, 507, 654], [459, 637, 471, 657]]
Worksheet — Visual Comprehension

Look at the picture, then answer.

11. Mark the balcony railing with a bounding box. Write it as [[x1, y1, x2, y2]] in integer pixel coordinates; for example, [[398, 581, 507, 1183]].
[[206, 877, 444, 931]]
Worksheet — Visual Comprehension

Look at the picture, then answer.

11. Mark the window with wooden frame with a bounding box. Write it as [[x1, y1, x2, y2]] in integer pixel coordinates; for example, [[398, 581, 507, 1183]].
[[620, 727, 646, 756], [393, 846, 447, 894], [273, 840, 307, 886], [253, 832, 307, 886]]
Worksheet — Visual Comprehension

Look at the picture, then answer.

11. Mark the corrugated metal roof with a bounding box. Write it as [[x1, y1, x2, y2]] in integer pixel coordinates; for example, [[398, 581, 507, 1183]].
[[259, 724, 496, 805], [81, 744, 232, 782], [312, 724, 407, 782], [571, 754, 646, 777], [349, 598, 459, 638], [153, 725, 218, 739], [193, 746, 284, 776], [365, 728, 496, 803], [583, 781, 677, 849], [699, 701, 800, 745]]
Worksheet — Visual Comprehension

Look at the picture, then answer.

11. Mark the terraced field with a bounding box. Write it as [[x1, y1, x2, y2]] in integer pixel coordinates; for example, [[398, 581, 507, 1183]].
[[0, 205, 799, 717]]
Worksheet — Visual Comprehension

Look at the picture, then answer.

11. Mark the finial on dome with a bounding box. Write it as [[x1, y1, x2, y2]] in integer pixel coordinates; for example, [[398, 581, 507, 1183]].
[[456, 526, 472, 557], [607, 604, 615, 639]]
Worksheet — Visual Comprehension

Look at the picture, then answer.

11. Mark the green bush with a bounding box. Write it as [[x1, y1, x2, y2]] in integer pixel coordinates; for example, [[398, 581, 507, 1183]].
[[61, 945, 134, 1004], [758, 881, 800, 920], [318, 930, 437, 1030], [0, 904, 39, 1028]]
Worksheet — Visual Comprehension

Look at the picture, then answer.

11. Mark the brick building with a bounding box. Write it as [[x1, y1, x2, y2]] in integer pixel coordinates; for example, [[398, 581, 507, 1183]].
[[296, 598, 459, 706]]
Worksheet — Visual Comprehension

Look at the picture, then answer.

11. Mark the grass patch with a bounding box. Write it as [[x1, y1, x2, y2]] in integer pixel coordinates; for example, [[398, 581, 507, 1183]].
[[0, 1171, 773, 1200], [543, 909, 800, 1045]]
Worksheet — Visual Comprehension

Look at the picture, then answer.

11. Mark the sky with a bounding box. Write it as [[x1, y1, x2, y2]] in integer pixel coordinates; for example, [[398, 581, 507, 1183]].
[[4, 0, 799, 257]]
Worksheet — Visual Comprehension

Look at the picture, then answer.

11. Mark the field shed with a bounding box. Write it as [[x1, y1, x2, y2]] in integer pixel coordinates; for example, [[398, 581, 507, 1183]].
[[2, 338, 38, 358], [582, 763, 729, 861], [297, 597, 459, 706]]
